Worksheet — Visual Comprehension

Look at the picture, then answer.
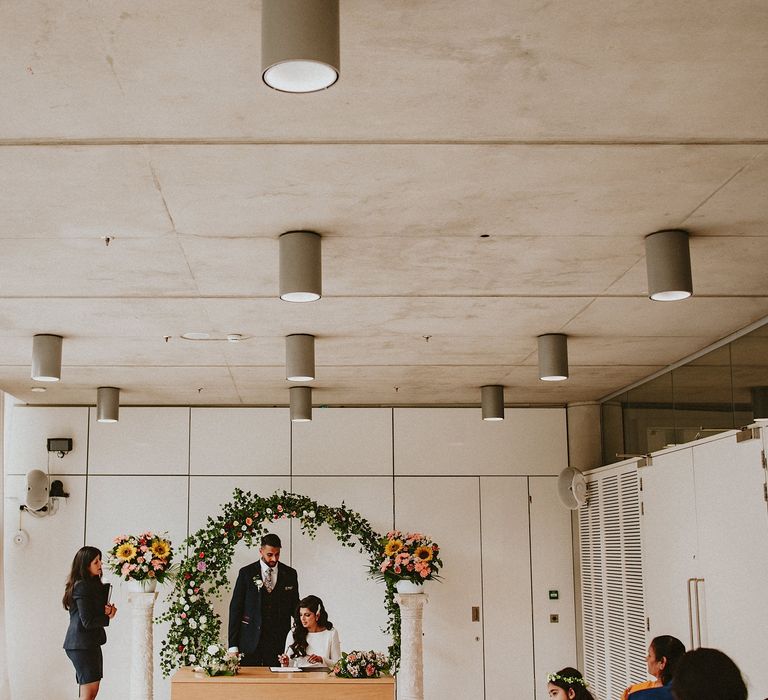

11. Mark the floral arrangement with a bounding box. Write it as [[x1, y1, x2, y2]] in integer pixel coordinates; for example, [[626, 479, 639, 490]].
[[374, 530, 442, 585], [199, 643, 242, 676], [107, 531, 175, 583], [333, 650, 390, 679]]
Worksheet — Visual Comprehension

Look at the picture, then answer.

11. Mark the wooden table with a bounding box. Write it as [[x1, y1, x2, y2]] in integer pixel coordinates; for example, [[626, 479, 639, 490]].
[[171, 666, 396, 700]]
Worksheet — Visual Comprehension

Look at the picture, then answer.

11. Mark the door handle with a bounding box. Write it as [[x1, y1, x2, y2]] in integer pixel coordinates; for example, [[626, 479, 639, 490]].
[[694, 578, 705, 648], [686, 578, 696, 649]]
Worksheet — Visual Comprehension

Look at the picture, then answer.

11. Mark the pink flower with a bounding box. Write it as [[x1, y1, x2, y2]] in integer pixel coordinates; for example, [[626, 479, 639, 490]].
[[140, 545, 148, 552], [366, 664, 375, 676], [277, 504, 283, 512], [152, 559, 163, 570], [419, 568, 430, 578], [121, 563, 131, 575], [180, 612, 187, 619], [393, 565, 401, 574], [380, 560, 391, 572], [406, 564, 414, 571], [197, 561, 207, 572], [245, 517, 252, 526]]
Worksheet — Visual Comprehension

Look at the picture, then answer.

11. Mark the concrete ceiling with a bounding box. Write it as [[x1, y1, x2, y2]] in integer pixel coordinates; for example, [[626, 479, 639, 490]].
[[0, 0, 766, 407]]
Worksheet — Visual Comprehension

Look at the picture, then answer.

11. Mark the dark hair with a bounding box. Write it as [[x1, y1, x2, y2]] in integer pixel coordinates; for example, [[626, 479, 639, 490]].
[[547, 667, 596, 700], [288, 595, 334, 659], [651, 635, 686, 685], [261, 533, 282, 548], [672, 648, 747, 700], [62, 546, 102, 610]]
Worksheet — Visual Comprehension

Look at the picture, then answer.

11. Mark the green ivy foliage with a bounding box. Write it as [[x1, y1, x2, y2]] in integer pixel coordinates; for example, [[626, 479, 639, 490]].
[[157, 489, 403, 676]]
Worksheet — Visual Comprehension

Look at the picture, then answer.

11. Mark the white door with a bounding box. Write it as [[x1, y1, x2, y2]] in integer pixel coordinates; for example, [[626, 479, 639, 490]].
[[639, 448, 700, 648], [395, 477, 484, 700], [692, 433, 768, 699]]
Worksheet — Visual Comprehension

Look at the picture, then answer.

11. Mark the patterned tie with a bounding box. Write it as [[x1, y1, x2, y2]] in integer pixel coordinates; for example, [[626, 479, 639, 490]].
[[264, 566, 273, 593]]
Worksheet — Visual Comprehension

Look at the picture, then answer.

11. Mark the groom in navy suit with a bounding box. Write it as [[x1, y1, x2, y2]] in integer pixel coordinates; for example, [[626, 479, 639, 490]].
[[228, 532, 300, 666]]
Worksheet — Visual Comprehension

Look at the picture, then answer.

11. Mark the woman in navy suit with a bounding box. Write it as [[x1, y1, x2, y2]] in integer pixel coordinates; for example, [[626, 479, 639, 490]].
[[62, 546, 117, 700]]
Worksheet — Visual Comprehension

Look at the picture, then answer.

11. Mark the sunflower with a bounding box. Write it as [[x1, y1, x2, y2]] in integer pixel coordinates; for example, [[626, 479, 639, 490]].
[[413, 545, 433, 562], [116, 542, 137, 561], [151, 539, 171, 559], [384, 539, 404, 556]]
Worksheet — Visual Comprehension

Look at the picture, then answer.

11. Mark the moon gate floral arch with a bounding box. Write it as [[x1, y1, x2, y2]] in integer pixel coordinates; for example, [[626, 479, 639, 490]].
[[158, 489, 401, 676]]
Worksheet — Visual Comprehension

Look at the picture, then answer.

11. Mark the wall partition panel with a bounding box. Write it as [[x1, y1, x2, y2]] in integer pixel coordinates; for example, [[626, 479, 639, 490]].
[[528, 477, 577, 700], [85, 474, 188, 700], [292, 408, 393, 475], [480, 477, 534, 700], [394, 408, 566, 476], [89, 407, 189, 475], [190, 408, 290, 475], [395, 476, 484, 700], [291, 476, 394, 655]]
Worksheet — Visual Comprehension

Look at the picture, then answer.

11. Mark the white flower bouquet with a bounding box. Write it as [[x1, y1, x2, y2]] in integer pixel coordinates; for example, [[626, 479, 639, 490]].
[[199, 643, 242, 677]]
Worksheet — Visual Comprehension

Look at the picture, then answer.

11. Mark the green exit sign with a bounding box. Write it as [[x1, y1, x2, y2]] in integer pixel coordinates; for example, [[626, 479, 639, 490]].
[[548, 590, 559, 600]]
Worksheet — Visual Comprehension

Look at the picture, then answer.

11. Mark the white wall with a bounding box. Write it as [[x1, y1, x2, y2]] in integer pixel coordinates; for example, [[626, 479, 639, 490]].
[[3, 405, 574, 700]]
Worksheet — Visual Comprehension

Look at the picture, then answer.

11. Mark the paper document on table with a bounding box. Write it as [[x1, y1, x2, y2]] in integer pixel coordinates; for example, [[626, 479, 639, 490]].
[[269, 667, 298, 672]]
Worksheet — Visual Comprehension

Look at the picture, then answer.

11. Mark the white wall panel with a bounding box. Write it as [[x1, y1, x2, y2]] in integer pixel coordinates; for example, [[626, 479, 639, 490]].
[[4, 474, 85, 700], [292, 408, 392, 476], [529, 476, 577, 700], [5, 406, 88, 475], [394, 408, 567, 476], [85, 475, 188, 700], [89, 407, 189, 475], [190, 408, 289, 475], [291, 476, 394, 655], [188, 475, 291, 651], [395, 476, 484, 700], [481, 477, 534, 700]]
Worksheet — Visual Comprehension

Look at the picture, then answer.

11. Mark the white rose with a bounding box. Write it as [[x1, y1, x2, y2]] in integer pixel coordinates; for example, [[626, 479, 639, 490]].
[[182, 637, 189, 645], [207, 644, 219, 655], [188, 654, 196, 662], [184, 604, 190, 611], [188, 588, 193, 595], [189, 620, 197, 629], [266, 508, 272, 514], [200, 616, 207, 623], [308, 510, 316, 518]]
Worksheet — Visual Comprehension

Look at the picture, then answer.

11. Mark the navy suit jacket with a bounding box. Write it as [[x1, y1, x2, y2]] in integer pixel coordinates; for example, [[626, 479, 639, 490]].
[[63, 579, 110, 650], [227, 561, 299, 654]]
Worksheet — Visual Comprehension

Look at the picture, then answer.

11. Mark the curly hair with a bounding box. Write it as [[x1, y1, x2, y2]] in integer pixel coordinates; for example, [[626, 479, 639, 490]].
[[288, 595, 334, 659]]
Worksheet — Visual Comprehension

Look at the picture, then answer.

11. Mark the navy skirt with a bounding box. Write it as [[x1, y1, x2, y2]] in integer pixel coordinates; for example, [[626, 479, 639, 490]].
[[65, 647, 103, 685]]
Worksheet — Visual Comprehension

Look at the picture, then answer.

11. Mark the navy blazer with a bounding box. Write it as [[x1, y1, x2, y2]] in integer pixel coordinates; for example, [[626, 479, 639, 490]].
[[227, 561, 299, 654], [63, 579, 110, 650]]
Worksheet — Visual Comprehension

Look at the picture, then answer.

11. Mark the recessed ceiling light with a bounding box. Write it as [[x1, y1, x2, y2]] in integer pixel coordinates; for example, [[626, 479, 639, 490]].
[[181, 332, 211, 340], [30, 387, 47, 393]]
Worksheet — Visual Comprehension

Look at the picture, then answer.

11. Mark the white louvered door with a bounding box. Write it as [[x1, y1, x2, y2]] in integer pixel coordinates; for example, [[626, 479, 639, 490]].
[[580, 462, 647, 700]]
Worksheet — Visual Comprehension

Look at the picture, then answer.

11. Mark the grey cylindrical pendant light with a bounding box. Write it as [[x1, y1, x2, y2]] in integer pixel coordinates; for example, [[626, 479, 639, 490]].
[[31, 334, 63, 382], [290, 386, 312, 422], [538, 333, 569, 381], [481, 385, 505, 421], [645, 229, 693, 301], [97, 387, 120, 423], [279, 231, 322, 302], [262, 0, 340, 93], [286, 334, 315, 382], [751, 386, 768, 422]]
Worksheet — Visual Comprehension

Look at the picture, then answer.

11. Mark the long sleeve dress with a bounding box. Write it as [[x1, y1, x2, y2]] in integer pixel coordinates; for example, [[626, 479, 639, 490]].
[[283, 627, 341, 668]]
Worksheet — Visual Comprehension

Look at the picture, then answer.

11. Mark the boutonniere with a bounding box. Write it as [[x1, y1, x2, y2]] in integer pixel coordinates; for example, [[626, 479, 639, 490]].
[[252, 576, 263, 590]]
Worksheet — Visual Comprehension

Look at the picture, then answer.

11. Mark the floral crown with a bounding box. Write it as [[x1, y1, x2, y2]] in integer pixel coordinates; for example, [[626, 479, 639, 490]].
[[547, 672, 589, 688]]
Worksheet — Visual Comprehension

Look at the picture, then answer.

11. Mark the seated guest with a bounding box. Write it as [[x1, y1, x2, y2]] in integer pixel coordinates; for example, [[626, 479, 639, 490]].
[[278, 595, 341, 668], [547, 667, 596, 700], [623, 635, 685, 699], [671, 647, 748, 700]]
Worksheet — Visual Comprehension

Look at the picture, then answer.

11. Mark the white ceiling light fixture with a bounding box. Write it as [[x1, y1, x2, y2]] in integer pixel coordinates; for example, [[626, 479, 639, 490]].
[[290, 386, 312, 422], [262, 0, 340, 93], [31, 334, 63, 382], [481, 385, 505, 421], [538, 333, 569, 381], [280, 231, 322, 302], [645, 229, 693, 301], [286, 334, 315, 381], [97, 387, 120, 423]]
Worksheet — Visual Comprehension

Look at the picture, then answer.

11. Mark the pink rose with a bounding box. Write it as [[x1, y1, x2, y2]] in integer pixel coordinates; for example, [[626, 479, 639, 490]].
[[121, 563, 131, 575], [245, 518, 252, 526], [393, 565, 401, 574], [419, 568, 430, 578], [380, 560, 391, 572], [180, 613, 187, 619], [277, 504, 283, 512], [197, 561, 206, 572]]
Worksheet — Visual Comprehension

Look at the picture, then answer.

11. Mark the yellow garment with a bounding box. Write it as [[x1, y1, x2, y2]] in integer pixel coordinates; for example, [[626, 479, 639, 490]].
[[622, 680, 660, 700]]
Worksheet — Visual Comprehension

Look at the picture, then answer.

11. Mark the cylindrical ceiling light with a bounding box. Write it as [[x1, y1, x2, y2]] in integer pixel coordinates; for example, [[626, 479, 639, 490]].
[[31, 334, 63, 382], [645, 229, 693, 301], [290, 386, 312, 422], [481, 385, 505, 421], [279, 231, 322, 302], [751, 386, 768, 422], [262, 0, 340, 93], [97, 387, 120, 423], [538, 333, 569, 381], [286, 334, 315, 381]]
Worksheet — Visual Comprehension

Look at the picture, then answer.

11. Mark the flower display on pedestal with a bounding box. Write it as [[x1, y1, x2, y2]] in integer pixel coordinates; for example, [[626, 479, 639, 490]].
[[107, 531, 176, 585], [333, 650, 390, 679], [375, 531, 442, 587]]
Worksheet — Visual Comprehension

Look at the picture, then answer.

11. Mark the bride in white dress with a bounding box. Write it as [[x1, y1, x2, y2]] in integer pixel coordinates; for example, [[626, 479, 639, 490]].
[[278, 595, 341, 668]]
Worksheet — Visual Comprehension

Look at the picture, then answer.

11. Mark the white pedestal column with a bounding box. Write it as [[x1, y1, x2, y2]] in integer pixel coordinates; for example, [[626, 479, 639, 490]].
[[396, 592, 428, 700], [127, 590, 158, 700]]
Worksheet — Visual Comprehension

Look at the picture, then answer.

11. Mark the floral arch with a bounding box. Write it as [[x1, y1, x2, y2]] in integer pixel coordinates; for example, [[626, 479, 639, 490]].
[[158, 489, 401, 675]]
